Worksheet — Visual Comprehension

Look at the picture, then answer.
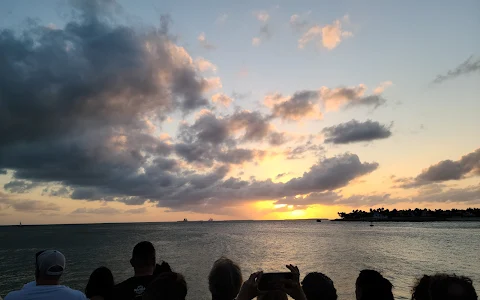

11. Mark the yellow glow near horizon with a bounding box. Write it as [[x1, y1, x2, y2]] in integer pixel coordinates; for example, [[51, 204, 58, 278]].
[[290, 209, 305, 217]]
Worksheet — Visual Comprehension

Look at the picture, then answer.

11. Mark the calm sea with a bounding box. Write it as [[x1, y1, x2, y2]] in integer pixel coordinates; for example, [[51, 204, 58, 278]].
[[0, 221, 479, 299]]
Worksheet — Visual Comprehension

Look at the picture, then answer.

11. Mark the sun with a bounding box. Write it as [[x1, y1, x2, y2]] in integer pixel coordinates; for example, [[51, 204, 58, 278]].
[[290, 209, 306, 218]]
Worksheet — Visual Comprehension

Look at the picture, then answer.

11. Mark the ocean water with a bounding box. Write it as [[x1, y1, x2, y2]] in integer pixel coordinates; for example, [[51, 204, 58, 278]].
[[0, 221, 479, 299]]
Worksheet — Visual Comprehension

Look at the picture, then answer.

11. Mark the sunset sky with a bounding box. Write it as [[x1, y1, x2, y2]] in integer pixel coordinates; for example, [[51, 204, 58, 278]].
[[0, 0, 479, 225]]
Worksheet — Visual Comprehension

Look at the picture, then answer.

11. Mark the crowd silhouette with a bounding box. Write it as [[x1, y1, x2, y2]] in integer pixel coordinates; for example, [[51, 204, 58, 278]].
[[3, 241, 478, 300]]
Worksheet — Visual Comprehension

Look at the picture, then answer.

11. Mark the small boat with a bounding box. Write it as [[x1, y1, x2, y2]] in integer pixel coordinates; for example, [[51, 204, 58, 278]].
[[183, 218, 188, 222], [316, 219, 322, 222], [17, 222, 22, 227], [369, 221, 374, 227], [208, 218, 213, 222]]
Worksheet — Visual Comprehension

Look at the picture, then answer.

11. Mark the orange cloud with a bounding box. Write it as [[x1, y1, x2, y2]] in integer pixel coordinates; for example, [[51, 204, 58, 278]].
[[254, 12, 270, 22], [203, 77, 222, 91], [319, 84, 366, 111], [212, 93, 233, 107], [195, 57, 217, 72], [373, 81, 393, 94], [298, 15, 353, 50]]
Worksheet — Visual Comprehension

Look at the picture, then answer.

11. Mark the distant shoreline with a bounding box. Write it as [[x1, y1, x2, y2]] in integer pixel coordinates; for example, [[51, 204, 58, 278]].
[[333, 217, 480, 222]]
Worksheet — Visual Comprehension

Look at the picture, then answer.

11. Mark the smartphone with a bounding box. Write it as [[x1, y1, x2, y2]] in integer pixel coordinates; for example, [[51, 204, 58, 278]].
[[258, 272, 294, 291]]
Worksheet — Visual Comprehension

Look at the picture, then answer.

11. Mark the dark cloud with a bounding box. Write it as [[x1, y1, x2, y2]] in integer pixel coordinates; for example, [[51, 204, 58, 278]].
[[0, 1, 383, 215], [267, 86, 388, 122], [0, 193, 61, 212], [400, 148, 480, 188], [259, 24, 273, 40], [285, 141, 324, 160], [334, 193, 401, 207], [149, 153, 378, 210], [4, 180, 39, 193], [275, 184, 480, 208], [322, 120, 392, 144], [178, 113, 230, 146], [217, 149, 265, 164], [71, 207, 121, 215], [285, 154, 378, 192], [271, 91, 321, 121], [125, 207, 147, 214], [47, 186, 71, 197], [71, 206, 147, 215], [174, 111, 272, 165], [320, 86, 387, 110], [290, 14, 309, 32], [231, 91, 251, 100], [0, 0, 212, 147], [228, 110, 272, 142], [0, 1, 227, 209], [275, 173, 289, 179], [268, 132, 288, 146], [338, 185, 480, 207], [346, 95, 387, 109], [433, 56, 480, 84], [416, 185, 480, 203]]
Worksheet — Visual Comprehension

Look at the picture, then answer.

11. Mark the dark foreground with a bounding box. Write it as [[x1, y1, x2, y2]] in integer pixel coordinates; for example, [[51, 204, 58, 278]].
[[1, 221, 479, 299]]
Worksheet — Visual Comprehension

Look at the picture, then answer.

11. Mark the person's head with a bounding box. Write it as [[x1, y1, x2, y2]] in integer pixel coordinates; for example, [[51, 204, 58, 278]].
[[302, 272, 337, 300], [130, 241, 156, 276], [208, 257, 243, 300], [153, 261, 172, 277], [429, 274, 477, 300], [35, 250, 66, 285], [85, 267, 115, 300], [143, 272, 187, 300], [355, 270, 393, 300], [412, 275, 431, 300], [258, 290, 288, 300]]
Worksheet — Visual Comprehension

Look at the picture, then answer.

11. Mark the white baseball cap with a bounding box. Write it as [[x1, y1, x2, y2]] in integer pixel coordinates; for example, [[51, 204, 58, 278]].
[[36, 250, 66, 276]]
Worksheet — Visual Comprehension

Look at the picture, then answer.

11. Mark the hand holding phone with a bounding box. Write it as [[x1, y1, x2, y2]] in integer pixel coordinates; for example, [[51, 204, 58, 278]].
[[258, 273, 294, 291], [281, 265, 306, 300], [237, 271, 263, 300]]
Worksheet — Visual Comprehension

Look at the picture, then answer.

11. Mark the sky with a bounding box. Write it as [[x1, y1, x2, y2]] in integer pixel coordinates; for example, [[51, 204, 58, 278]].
[[0, 0, 479, 225]]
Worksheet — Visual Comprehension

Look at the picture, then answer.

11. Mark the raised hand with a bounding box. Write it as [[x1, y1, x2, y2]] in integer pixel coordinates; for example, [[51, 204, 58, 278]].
[[282, 265, 306, 300], [236, 271, 263, 300]]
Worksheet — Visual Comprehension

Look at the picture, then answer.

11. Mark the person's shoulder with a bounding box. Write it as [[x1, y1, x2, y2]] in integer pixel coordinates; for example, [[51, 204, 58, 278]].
[[58, 286, 87, 299], [4, 289, 24, 300], [115, 275, 154, 287], [115, 276, 135, 289], [113, 277, 136, 296]]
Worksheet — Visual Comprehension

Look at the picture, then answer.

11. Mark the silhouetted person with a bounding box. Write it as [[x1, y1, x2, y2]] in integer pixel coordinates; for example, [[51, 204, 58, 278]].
[[209, 257, 243, 300], [258, 291, 288, 300], [429, 274, 477, 300], [412, 275, 431, 300], [113, 241, 159, 300], [85, 267, 115, 300], [301, 272, 337, 300], [237, 265, 306, 300], [355, 270, 393, 300], [5, 250, 86, 300], [142, 272, 187, 300], [153, 261, 172, 277]]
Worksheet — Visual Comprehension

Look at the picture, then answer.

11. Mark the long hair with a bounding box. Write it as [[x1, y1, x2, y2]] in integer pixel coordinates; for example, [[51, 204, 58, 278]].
[[85, 267, 114, 300], [208, 257, 243, 300]]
